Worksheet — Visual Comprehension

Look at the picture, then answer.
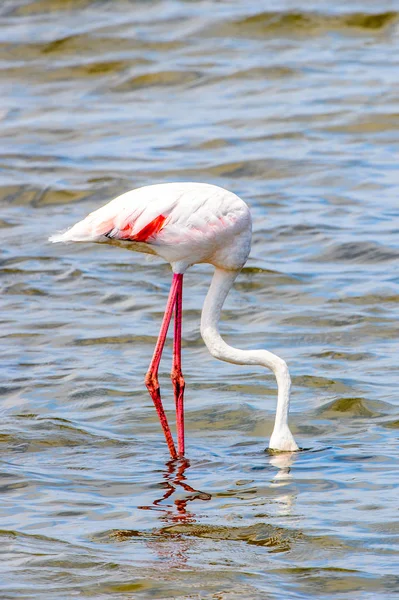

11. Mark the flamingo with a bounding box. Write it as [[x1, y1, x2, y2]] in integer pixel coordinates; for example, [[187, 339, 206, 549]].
[[49, 182, 298, 458]]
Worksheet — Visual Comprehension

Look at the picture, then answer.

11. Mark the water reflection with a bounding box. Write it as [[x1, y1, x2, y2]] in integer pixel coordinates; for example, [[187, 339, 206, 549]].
[[139, 458, 211, 525], [269, 452, 298, 517], [135, 459, 212, 567], [269, 452, 297, 483]]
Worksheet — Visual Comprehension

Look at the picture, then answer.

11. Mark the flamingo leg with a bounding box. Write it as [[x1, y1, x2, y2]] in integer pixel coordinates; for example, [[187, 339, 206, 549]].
[[171, 274, 185, 456], [145, 274, 181, 459]]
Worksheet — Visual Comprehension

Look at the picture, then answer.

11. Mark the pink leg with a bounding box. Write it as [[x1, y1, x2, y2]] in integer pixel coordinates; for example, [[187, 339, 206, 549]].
[[145, 274, 181, 459], [171, 274, 185, 456]]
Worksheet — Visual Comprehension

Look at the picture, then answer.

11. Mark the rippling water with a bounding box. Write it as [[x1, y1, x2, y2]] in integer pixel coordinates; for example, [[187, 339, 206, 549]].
[[1, 1, 399, 598]]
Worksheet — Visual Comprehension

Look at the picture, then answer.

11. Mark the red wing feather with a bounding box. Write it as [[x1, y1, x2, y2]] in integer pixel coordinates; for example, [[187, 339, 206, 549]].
[[133, 214, 167, 242], [105, 214, 167, 242]]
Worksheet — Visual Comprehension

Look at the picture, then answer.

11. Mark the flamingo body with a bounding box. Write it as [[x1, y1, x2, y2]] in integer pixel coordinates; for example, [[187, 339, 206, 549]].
[[50, 182, 252, 274], [50, 182, 298, 456]]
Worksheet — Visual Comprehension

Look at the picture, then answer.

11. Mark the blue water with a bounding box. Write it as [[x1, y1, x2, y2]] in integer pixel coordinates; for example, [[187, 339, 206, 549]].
[[0, 1, 398, 598]]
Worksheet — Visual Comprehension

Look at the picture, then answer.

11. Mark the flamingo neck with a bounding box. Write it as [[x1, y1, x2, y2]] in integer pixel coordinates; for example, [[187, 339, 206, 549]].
[[200, 267, 298, 452]]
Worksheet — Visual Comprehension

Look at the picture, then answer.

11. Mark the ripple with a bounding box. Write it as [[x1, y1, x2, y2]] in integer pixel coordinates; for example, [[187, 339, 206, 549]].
[[317, 397, 382, 418], [312, 350, 373, 361], [0, 185, 91, 207], [1, 415, 127, 451], [113, 70, 202, 92], [209, 65, 300, 84], [215, 10, 398, 38], [314, 241, 399, 263], [108, 521, 301, 552], [14, 0, 95, 16], [381, 419, 399, 429]]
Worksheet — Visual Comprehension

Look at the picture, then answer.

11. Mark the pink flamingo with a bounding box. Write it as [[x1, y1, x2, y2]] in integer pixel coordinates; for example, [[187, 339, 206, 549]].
[[49, 182, 298, 458]]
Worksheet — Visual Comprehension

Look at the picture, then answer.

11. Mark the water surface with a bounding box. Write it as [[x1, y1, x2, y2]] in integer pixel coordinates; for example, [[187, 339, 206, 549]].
[[1, 1, 399, 598]]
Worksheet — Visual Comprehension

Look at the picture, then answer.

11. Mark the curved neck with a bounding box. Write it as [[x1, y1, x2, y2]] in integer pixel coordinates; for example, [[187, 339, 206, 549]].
[[200, 267, 241, 362], [200, 267, 296, 450]]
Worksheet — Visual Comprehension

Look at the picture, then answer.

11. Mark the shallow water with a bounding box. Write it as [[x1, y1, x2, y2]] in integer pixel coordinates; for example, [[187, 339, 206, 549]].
[[1, 0, 399, 598]]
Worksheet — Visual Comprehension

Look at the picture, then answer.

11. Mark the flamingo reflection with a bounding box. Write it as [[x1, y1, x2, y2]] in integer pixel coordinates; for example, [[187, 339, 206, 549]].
[[139, 458, 211, 524], [269, 451, 298, 517]]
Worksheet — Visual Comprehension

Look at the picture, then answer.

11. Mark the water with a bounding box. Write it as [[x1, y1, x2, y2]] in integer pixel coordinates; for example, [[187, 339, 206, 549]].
[[1, 1, 399, 598]]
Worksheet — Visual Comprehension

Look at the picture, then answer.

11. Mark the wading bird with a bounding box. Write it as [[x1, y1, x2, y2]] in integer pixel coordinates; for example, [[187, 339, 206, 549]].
[[49, 182, 298, 458]]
